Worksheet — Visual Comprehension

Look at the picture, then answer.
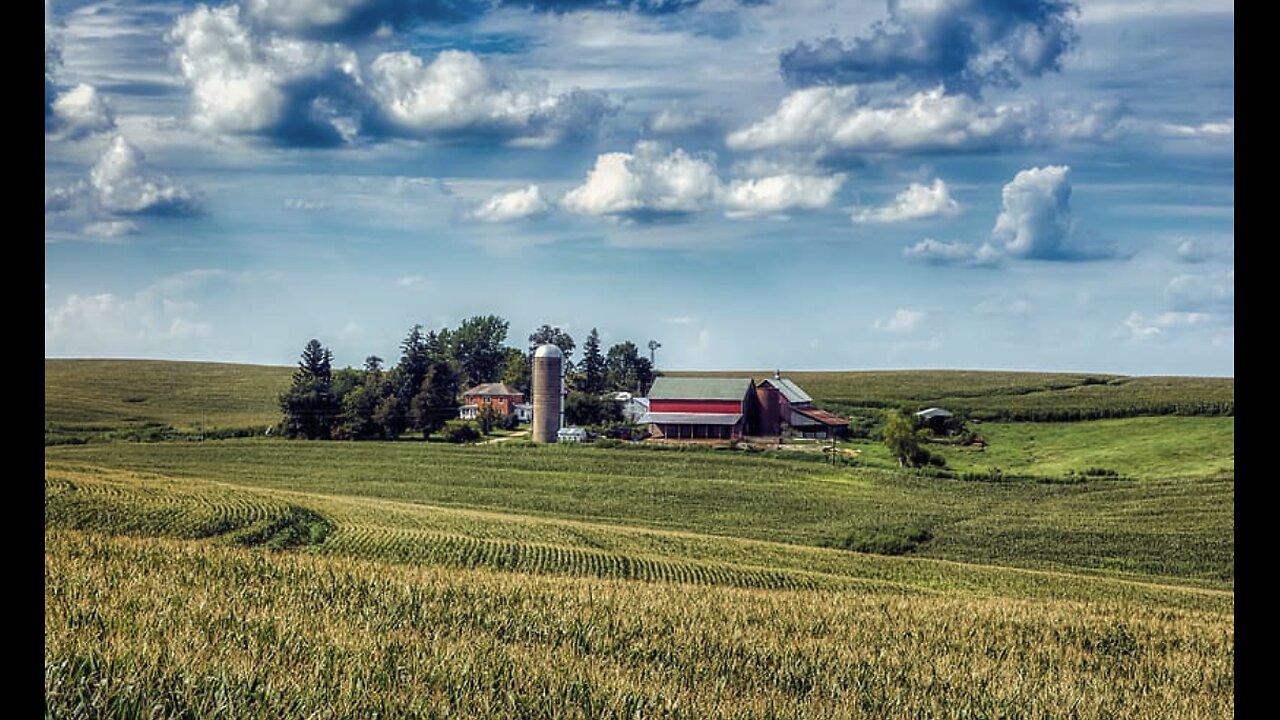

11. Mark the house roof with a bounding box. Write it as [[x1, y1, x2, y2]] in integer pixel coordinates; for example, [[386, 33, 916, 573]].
[[915, 407, 953, 419], [464, 382, 521, 397], [640, 412, 743, 425], [647, 376, 753, 401], [792, 406, 848, 427], [759, 377, 813, 404]]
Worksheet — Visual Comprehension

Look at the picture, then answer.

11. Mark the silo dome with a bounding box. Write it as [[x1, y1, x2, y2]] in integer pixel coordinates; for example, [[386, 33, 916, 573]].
[[534, 344, 563, 358]]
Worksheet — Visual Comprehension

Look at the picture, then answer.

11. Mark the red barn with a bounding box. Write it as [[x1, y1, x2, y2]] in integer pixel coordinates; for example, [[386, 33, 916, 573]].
[[758, 373, 848, 438], [642, 377, 759, 439]]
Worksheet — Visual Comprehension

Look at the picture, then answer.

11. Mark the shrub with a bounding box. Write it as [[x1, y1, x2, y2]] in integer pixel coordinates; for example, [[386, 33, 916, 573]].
[[443, 421, 482, 444]]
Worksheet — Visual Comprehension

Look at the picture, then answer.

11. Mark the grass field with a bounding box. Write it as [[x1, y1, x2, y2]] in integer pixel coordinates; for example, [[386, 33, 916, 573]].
[[43, 359, 1234, 716]]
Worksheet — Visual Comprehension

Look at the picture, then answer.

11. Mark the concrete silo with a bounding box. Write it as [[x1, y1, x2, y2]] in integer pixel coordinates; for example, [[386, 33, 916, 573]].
[[531, 344, 563, 443]]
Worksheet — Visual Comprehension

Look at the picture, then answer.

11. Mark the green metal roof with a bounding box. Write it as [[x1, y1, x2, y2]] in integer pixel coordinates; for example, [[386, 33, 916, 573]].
[[647, 376, 753, 401]]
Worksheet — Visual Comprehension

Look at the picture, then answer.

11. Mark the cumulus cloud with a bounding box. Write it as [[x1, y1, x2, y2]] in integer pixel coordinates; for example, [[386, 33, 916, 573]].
[[45, 272, 223, 356], [990, 165, 1074, 259], [1165, 271, 1233, 312], [89, 136, 202, 217], [368, 50, 613, 147], [726, 86, 1123, 156], [727, 86, 1020, 153], [1160, 118, 1234, 137], [723, 173, 845, 219], [168, 6, 612, 147], [903, 238, 999, 267], [1124, 310, 1216, 339], [780, 0, 1079, 93], [854, 178, 960, 223], [284, 198, 330, 210], [905, 165, 1107, 265], [50, 84, 117, 139], [873, 308, 926, 333], [169, 4, 365, 147], [562, 141, 720, 219], [473, 185, 552, 222], [1175, 238, 1232, 264]]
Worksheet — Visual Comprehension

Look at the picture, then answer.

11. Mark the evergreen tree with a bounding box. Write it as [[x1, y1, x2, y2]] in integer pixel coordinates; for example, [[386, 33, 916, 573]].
[[279, 339, 339, 439], [578, 327, 606, 394], [410, 359, 461, 439]]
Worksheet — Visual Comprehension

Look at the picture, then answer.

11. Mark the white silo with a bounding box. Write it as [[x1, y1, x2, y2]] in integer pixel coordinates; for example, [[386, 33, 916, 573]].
[[532, 344, 563, 443]]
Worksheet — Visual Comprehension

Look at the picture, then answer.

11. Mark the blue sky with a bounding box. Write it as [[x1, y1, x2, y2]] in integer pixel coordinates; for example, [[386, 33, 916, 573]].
[[45, 0, 1234, 375]]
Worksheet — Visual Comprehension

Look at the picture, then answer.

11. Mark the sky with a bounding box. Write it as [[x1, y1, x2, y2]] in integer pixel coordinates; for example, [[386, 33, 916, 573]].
[[44, 0, 1234, 375]]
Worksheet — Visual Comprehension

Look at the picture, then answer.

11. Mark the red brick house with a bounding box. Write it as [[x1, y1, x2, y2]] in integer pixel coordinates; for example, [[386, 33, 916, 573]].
[[461, 382, 524, 416]]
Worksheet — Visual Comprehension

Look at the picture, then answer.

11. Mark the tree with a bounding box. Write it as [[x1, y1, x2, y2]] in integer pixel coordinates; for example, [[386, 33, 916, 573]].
[[565, 391, 623, 427], [450, 315, 509, 387], [529, 324, 575, 371], [500, 346, 531, 397], [279, 339, 339, 439], [410, 359, 461, 439], [577, 327, 606, 394], [398, 325, 430, 395], [364, 355, 384, 375], [605, 341, 654, 394], [883, 408, 929, 467]]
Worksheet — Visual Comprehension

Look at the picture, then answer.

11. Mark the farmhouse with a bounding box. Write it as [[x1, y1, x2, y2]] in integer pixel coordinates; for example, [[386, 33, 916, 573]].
[[641, 377, 760, 439], [459, 382, 524, 419], [610, 391, 650, 423]]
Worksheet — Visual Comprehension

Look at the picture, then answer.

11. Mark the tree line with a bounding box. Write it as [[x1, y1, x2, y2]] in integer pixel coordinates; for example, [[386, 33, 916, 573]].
[[279, 316, 658, 440]]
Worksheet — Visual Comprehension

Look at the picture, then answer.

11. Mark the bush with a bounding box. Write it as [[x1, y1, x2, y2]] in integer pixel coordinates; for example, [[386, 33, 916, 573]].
[[443, 421, 481, 444], [828, 526, 935, 556]]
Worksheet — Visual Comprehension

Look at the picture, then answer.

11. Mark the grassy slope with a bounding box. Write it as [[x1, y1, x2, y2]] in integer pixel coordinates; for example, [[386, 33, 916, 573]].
[[44, 359, 291, 437]]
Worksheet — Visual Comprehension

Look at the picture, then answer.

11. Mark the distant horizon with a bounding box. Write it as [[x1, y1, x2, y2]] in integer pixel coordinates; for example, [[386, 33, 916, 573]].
[[42, 356, 1235, 380]]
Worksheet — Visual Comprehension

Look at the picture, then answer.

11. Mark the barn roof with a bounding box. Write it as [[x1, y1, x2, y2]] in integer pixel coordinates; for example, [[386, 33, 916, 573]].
[[648, 376, 753, 401], [640, 412, 743, 425], [464, 382, 522, 397], [792, 406, 848, 427], [759, 377, 813, 404]]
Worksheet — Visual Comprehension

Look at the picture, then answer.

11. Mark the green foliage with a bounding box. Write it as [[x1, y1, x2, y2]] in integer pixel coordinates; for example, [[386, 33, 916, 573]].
[[829, 526, 935, 556], [882, 408, 922, 467], [500, 346, 531, 397], [443, 420, 482, 444], [605, 341, 655, 394], [409, 360, 461, 439], [278, 339, 339, 440], [528, 324, 575, 368], [565, 391, 623, 427], [450, 315, 510, 387], [575, 327, 606, 394]]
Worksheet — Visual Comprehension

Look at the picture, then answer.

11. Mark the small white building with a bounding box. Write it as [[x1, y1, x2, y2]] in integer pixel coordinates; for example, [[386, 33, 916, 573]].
[[458, 404, 479, 420], [513, 403, 533, 423], [610, 391, 650, 423], [557, 426, 587, 443]]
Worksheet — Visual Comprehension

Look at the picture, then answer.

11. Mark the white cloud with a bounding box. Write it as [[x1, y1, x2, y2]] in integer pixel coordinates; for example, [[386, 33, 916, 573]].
[[1160, 118, 1234, 137], [50, 83, 116, 139], [1124, 310, 1216, 340], [723, 173, 845, 219], [645, 104, 720, 135], [854, 178, 960, 223], [81, 220, 140, 238], [562, 141, 720, 218], [726, 86, 1123, 156], [169, 4, 363, 144], [663, 316, 697, 324], [395, 275, 424, 287], [368, 50, 612, 148], [89, 136, 201, 216], [726, 86, 1028, 154], [903, 238, 1000, 267], [991, 165, 1074, 259], [1175, 237, 1233, 263], [284, 198, 330, 210], [975, 297, 1033, 316], [874, 308, 926, 333], [1165, 271, 1234, 312], [45, 275, 217, 356], [473, 185, 551, 222]]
